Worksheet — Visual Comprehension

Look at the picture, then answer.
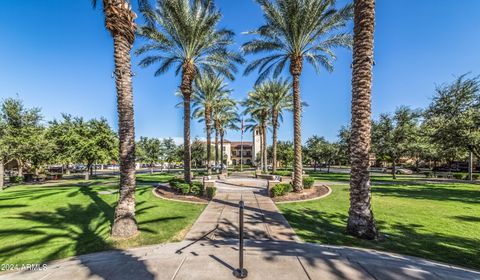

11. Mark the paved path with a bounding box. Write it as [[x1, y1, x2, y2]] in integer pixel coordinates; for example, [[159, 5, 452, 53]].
[[1, 177, 480, 280], [185, 177, 299, 242]]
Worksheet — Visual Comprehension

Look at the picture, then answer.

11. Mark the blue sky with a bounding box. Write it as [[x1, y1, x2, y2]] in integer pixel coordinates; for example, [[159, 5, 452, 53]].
[[1, 0, 480, 144]]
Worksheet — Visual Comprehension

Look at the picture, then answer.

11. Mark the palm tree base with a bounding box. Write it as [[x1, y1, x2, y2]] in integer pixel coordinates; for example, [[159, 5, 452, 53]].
[[346, 214, 377, 240], [111, 216, 138, 239]]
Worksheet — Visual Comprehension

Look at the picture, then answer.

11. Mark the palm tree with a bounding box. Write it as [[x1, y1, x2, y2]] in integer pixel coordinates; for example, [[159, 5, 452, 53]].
[[263, 79, 293, 172], [92, 0, 138, 238], [347, 0, 377, 240], [242, 88, 270, 173], [242, 0, 353, 191], [136, 0, 243, 183], [192, 75, 233, 174]]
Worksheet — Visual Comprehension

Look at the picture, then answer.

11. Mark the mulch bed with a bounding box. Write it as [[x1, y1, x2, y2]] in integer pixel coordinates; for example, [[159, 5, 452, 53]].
[[272, 185, 330, 203], [154, 184, 209, 204]]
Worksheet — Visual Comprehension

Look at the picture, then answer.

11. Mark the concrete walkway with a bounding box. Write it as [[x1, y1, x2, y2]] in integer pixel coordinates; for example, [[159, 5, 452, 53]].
[[1, 177, 480, 280], [185, 178, 299, 242]]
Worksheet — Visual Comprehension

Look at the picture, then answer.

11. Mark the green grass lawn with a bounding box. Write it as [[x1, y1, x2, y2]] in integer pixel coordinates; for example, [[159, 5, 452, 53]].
[[0, 173, 205, 265], [279, 172, 480, 270]]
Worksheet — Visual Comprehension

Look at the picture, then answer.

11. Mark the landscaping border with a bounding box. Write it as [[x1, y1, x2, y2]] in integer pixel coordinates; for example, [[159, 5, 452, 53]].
[[152, 185, 209, 205], [275, 184, 332, 204]]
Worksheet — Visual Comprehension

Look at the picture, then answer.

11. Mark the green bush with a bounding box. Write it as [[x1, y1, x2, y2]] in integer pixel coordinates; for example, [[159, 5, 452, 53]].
[[472, 174, 479, 180], [168, 178, 185, 188], [9, 176, 23, 184], [270, 183, 292, 197], [272, 171, 291, 177], [452, 174, 464, 180], [190, 181, 204, 196], [175, 183, 191, 195], [205, 186, 216, 200], [303, 177, 315, 189]]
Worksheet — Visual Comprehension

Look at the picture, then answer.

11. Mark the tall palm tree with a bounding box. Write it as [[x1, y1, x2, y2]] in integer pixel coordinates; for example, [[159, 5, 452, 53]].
[[242, 0, 353, 191], [347, 0, 377, 240], [136, 0, 243, 183], [242, 89, 270, 173], [92, 0, 138, 238], [263, 79, 293, 172], [192, 75, 233, 174]]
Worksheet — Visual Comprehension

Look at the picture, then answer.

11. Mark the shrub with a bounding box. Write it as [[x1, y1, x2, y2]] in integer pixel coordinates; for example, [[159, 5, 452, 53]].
[[272, 171, 291, 177], [205, 186, 216, 200], [9, 176, 23, 184], [270, 183, 292, 197], [303, 177, 315, 189], [190, 181, 204, 196], [472, 174, 479, 180], [169, 178, 185, 188], [175, 183, 190, 195], [452, 174, 464, 180]]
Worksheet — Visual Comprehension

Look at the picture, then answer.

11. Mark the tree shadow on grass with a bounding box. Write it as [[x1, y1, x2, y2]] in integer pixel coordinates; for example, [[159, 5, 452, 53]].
[[0, 182, 184, 279], [373, 184, 480, 204], [281, 208, 480, 270]]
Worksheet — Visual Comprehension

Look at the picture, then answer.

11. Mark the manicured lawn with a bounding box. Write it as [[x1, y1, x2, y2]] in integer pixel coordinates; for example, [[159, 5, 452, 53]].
[[0, 173, 205, 265], [278, 172, 480, 270]]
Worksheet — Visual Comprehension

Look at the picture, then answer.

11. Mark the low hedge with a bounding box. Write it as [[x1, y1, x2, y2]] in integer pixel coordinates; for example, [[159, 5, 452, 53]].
[[272, 171, 291, 177], [303, 177, 315, 189], [205, 186, 216, 200], [190, 181, 204, 196], [176, 183, 190, 195], [452, 174, 464, 180], [270, 183, 292, 197]]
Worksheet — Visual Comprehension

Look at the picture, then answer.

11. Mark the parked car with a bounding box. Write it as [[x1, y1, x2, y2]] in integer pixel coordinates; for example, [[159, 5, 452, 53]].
[[212, 164, 227, 171]]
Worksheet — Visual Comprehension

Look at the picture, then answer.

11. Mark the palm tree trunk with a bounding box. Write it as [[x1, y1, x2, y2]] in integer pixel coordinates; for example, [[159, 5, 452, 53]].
[[290, 55, 303, 191], [180, 63, 195, 184], [111, 33, 138, 239], [262, 123, 267, 173], [206, 109, 212, 175], [259, 127, 264, 170], [272, 111, 278, 173], [220, 131, 224, 168], [347, 0, 377, 240], [215, 127, 219, 166]]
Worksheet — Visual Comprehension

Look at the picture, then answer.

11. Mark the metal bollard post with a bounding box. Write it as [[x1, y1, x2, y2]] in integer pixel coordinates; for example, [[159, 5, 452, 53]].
[[233, 200, 248, 278]]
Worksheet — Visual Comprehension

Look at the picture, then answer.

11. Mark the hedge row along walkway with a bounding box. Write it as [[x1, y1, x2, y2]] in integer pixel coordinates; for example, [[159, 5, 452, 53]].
[[1, 177, 480, 279]]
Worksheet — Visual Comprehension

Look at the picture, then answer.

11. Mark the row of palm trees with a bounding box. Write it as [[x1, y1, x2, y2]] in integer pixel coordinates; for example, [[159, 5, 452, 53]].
[[94, 0, 377, 241]]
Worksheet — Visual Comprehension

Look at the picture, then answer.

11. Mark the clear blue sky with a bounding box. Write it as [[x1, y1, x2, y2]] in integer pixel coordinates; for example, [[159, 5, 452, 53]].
[[1, 0, 480, 144]]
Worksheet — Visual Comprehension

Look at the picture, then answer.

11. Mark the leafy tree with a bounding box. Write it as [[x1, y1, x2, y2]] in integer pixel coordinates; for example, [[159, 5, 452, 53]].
[[337, 126, 351, 165], [424, 74, 480, 178], [92, 0, 139, 239], [137, 137, 162, 174], [371, 106, 421, 179], [347, 0, 376, 239], [48, 115, 117, 180], [136, 0, 243, 183], [0, 98, 44, 178], [161, 138, 179, 165], [242, 0, 353, 191], [305, 135, 338, 173], [191, 137, 207, 169], [276, 141, 295, 168]]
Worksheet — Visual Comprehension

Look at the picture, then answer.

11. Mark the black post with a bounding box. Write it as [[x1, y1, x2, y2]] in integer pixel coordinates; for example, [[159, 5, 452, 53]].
[[233, 200, 248, 278]]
